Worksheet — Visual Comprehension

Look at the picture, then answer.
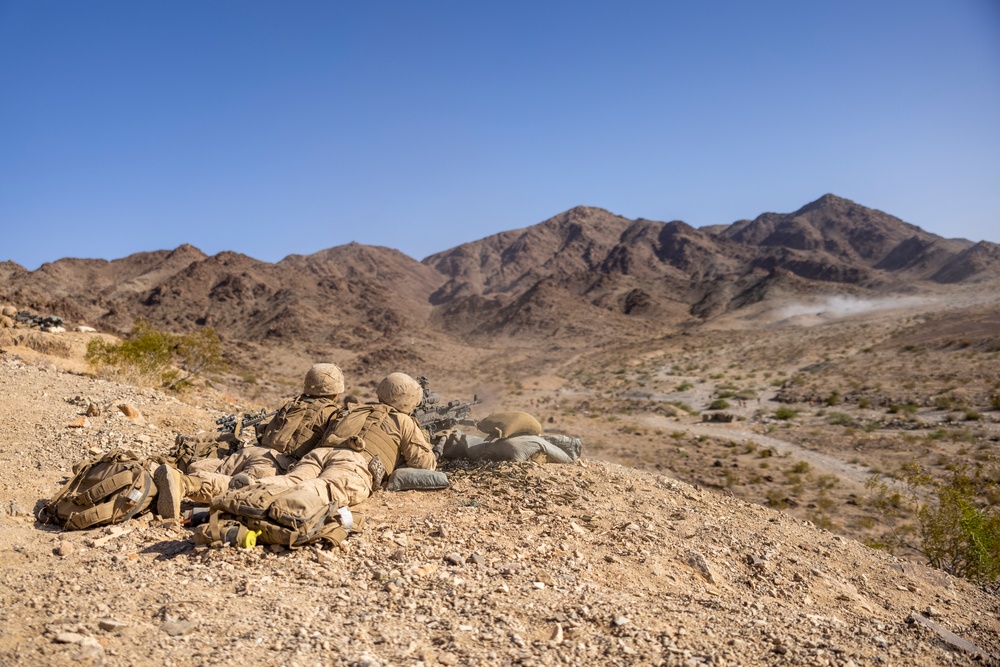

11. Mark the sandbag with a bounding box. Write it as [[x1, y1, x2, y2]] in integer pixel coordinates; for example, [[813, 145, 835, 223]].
[[441, 431, 582, 464], [386, 468, 449, 492], [476, 411, 542, 439]]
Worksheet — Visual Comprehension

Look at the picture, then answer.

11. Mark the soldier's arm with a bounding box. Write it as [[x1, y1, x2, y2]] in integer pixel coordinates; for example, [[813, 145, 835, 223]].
[[398, 415, 437, 470]]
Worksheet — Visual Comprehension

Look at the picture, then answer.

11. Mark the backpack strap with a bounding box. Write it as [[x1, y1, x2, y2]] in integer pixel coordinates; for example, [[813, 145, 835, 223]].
[[76, 469, 136, 505], [63, 469, 153, 530], [37, 453, 105, 524]]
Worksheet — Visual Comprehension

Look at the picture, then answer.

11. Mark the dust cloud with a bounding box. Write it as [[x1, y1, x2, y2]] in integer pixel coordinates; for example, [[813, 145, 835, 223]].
[[774, 295, 932, 322]]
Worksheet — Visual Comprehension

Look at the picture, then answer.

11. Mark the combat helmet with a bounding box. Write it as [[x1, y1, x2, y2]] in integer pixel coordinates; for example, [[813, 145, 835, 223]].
[[303, 363, 345, 397], [376, 372, 422, 414]]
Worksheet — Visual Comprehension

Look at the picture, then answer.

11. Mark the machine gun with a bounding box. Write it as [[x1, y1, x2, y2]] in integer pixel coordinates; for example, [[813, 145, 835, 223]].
[[215, 408, 276, 441], [412, 376, 481, 441]]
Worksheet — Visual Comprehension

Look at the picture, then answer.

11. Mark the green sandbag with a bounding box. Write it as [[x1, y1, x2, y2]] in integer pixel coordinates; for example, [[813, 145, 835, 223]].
[[386, 467, 450, 491]]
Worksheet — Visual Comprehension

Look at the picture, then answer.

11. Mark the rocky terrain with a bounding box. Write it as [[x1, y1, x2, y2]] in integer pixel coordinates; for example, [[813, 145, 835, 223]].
[[2, 194, 1000, 665], [1, 349, 998, 667]]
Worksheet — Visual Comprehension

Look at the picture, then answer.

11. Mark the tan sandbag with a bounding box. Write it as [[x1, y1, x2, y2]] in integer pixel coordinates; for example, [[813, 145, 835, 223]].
[[476, 411, 542, 439]]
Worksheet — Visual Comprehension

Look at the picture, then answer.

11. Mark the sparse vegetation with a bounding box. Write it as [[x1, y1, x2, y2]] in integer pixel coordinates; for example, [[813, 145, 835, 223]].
[[774, 406, 798, 420], [866, 461, 1000, 582], [85, 317, 226, 390]]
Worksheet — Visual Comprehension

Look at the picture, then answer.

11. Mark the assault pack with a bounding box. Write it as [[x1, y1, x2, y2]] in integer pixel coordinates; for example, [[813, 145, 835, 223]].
[[193, 485, 362, 549], [38, 449, 157, 530]]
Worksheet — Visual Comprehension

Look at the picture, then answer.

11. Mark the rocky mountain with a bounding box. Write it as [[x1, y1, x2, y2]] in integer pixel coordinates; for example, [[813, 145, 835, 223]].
[[423, 195, 987, 332], [1, 195, 996, 373]]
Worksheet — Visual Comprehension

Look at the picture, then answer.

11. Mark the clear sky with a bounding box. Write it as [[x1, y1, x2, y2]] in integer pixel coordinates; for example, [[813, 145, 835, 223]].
[[2, 1, 998, 270]]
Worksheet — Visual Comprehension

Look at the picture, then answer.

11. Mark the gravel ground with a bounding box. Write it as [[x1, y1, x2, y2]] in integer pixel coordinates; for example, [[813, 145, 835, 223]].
[[1, 354, 998, 666]]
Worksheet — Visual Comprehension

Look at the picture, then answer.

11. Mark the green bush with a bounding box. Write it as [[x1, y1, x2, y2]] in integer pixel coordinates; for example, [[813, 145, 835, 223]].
[[86, 317, 225, 390], [866, 462, 1000, 582], [774, 406, 798, 420], [708, 399, 730, 410], [827, 412, 853, 426]]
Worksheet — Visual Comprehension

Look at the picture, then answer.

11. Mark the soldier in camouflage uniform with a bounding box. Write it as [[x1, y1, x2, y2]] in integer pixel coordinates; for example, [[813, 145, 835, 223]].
[[248, 372, 436, 508], [154, 363, 345, 522]]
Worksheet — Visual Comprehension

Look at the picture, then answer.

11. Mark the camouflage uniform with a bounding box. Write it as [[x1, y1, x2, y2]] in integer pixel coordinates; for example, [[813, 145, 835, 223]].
[[254, 373, 435, 508], [155, 363, 344, 521]]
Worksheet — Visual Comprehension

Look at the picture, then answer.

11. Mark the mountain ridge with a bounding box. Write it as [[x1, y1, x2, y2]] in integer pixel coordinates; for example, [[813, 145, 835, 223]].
[[3, 194, 999, 376]]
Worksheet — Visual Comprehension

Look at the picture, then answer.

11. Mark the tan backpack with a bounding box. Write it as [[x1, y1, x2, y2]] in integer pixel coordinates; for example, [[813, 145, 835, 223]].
[[261, 395, 340, 459], [193, 485, 362, 549], [38, 449, 156, 530]]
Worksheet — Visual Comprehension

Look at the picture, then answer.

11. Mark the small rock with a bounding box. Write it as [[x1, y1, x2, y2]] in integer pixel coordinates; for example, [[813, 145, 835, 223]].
[[925, 605, 941, 618], [160, 621, 196, 636], [87, 447, 103, 456], [86, 403, 101, 417], [550, 623, 564, 644], [55, 632, 86, 644], [467, 553, 485, 565], [75, 326, 97, 333], [118, 403, 141, 419], [54, 541, 74, 557], [444, 552, 464, 566], [613, 615, 630, 627], [98, 619, 127, 632], [437, 652, 459, 666], [67, 416, 90, 429], [77, 637, 104, 661]]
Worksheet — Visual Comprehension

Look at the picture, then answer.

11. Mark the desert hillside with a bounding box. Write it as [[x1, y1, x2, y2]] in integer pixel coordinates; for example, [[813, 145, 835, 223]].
[[0, 351, 997, 666], [2, 195, 1000, 664]]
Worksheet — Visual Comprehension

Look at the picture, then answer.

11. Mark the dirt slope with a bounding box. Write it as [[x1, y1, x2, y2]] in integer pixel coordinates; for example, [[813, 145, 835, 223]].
[[1, 351, 998, 666]]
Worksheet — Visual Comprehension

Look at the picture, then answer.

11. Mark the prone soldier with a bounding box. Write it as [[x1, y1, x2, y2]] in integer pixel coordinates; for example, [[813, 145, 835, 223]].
[[154, 363, 345, 522]]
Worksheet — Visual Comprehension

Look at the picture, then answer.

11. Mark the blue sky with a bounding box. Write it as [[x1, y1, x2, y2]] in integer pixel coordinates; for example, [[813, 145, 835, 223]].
[[2, 1, 998, 270]]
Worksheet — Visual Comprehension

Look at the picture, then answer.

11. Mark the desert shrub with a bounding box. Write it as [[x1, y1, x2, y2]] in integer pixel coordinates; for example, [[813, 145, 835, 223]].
[[766, 490, 787, 509], [85, 317, 225, 390], [991, 395, 1000, 411], [774, 406, 798, 420], [964, 409, 982, 422], [708, 399, 730, 410], [790, 461, 811, 474], [857, 397, 872, 409], [716, 391, 735, 399], [824, 391, 841, 406], [827, 412, 853, 426], [675, 382, 693, 392], [866, 462, 1000, 581]]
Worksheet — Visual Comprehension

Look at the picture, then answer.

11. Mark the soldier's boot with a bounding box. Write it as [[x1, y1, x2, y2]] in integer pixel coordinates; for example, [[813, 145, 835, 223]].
[[154, 464, 203, 521]]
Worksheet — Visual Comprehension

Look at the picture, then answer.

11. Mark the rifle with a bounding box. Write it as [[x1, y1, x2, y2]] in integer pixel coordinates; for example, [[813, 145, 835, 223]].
[[412, 376, 481, 441], [216, 408, 276, 441]]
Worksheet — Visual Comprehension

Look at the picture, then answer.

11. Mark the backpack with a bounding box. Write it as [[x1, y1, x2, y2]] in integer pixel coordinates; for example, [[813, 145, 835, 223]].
[[261, 395, 340, 459], [192, 485, 362, 549], [168, 432, 242, 473], [38, 449, 156, 530]]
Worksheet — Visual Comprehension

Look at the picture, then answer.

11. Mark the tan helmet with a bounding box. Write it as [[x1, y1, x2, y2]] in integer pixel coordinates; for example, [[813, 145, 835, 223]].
[[376, 372, 422, 414], [303, 363, 345, 397]]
